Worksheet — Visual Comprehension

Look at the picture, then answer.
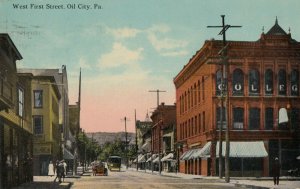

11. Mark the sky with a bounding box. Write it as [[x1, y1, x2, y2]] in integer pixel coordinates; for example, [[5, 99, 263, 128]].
[[1, 0, 300, 133]]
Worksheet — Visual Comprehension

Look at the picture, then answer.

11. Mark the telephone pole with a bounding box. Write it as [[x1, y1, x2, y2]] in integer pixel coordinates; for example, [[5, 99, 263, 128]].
[[135, 109, 138, 171], [148, 89, 166, 107], [207, 15, 241, 183], [121, 116, 129, 169]]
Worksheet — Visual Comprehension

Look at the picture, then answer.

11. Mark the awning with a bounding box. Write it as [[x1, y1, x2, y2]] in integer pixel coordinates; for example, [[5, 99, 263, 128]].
[[133, 154, 144, 163], [180, 149, 198, 160], [204, 141, 268, 158], [153, 155, 162, 163], [141, 141, 151, 152], [146, 154, 157, 162], [161, 153, 174, 162], [297, 156, 300, 160], [63, 148, 74, 160], [180, 141, 268, 160], [138, 154, 146, 163]]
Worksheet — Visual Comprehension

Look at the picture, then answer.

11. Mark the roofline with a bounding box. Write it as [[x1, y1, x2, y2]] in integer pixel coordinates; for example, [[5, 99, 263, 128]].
[[0, 33, 23, 60]]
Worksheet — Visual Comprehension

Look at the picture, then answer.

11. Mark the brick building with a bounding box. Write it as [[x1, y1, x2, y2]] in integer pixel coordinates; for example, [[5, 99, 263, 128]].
[[173, 19, 300, 177], [151, 103, 176, 172]]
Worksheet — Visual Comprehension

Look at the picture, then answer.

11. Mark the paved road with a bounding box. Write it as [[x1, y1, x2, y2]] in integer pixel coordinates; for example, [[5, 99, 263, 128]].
[[70, 170, 244, 189]]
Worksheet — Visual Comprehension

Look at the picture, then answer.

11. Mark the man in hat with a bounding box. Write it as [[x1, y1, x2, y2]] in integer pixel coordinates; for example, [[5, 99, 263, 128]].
[[272, 157, 281, 185]]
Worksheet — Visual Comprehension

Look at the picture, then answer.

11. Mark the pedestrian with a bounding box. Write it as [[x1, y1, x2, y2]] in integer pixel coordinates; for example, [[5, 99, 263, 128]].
[[272, 157, 281, 185], [62, 160, 67, 181], [48, 160, 54, 177], [54, 160, 64, 183]]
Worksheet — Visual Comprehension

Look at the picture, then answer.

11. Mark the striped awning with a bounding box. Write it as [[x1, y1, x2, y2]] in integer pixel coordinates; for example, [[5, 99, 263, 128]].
[[146, 154, 157, 162], [63, 148, 74, 160]]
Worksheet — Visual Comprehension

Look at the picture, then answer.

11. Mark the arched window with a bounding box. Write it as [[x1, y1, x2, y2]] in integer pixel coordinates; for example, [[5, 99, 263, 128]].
[[249, 69, 260, 96], [264, 69, 273, 95], [278, 69, 287, 95], [290, 69, 299, 96], [232, 69, 244, 96], [215, 70, 222, 96]]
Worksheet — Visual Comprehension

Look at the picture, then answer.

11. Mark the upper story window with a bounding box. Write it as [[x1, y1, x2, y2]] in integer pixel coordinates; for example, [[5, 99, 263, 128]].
[[233, 107, 244, 129], [232, 69, 244, 96], [34, 90, 43, 108], [216, 107, 226, 129], [33, 115, 43, 135], [291, 108, 300, 130], [264, 69, 273, 95], [265, 107, 273, 130], [249, 108, 260, 130], [248, 69, 260, 96], [216, 70, 222, 96], [18, 88, 24, 117], [290, 69, 299, 96], [278, 69, 287, 96]]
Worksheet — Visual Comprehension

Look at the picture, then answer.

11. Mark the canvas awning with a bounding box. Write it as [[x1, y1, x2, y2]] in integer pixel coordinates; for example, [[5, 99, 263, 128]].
[[138, 154, 146, 163], [180, 149, 198, 160], [297, 156, 300, 160], [205, 141, 268, 158], [161, 153, 174, 162], [133, 154, 144, 163], [146, 154, 157, 162], [180, 141, 268, 160], [141, 141, 151, 152], [153, 156, 159, 163], [63, 148, 74, 160]]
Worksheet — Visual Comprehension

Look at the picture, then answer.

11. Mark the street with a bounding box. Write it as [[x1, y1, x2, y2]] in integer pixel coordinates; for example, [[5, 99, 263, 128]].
[[12, 166, 300, 189], [70, 168, 243, 189]]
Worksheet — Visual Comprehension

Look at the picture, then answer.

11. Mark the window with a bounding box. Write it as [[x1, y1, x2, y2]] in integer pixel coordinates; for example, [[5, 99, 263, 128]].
[[233, 107, 244, 129], [290, 69, 299, 96], [18, 88, 24, 117], [198, 80, 201, 102], [291, 108, 300, 130], [202, 76, 205, 100], [278, 69, 287, 95], [265, 108, 273, 130], [265, 69, 273, 95], [249, 108, 260, 130], [249, 69, 260, 96], [216, 106, 226, 129], [34, 90, 43, 108], [232, 69, 244, 96], [33, 115, 43, 135], [202, 111, 205, 132], [216, 70, 222, 96]]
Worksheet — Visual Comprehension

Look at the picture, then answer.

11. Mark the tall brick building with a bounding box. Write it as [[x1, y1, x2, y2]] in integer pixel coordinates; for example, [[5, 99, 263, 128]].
[[173, 19, 300, 177]]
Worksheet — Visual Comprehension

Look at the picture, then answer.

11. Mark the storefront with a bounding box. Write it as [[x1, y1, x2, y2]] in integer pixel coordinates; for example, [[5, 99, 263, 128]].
[[0, 118, 33, 188]]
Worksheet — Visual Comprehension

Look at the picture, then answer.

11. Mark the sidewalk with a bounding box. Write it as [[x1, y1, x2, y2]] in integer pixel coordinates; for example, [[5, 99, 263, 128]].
[[128, 168, 300, 189], [11, 174, 80, 189]]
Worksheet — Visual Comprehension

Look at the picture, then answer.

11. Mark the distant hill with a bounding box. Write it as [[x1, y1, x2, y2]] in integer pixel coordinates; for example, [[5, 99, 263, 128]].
[[86, 132, 136, 146]]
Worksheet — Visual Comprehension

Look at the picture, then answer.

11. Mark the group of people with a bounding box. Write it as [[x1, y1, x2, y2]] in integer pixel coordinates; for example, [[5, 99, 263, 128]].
[[48, 160, 67, 183]]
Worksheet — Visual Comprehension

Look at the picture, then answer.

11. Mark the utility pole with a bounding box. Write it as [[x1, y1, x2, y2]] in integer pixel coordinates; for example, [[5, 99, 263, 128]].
[[207, 15, 241, 183], [121, 116, 129, 169], [135, 109, 138, 171], [149, 89, 166, 175], [149, 89, 166, 107]]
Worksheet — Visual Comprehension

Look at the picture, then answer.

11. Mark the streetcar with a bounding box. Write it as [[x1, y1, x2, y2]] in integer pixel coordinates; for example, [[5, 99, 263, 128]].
[[107, 156, 121, 171]]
